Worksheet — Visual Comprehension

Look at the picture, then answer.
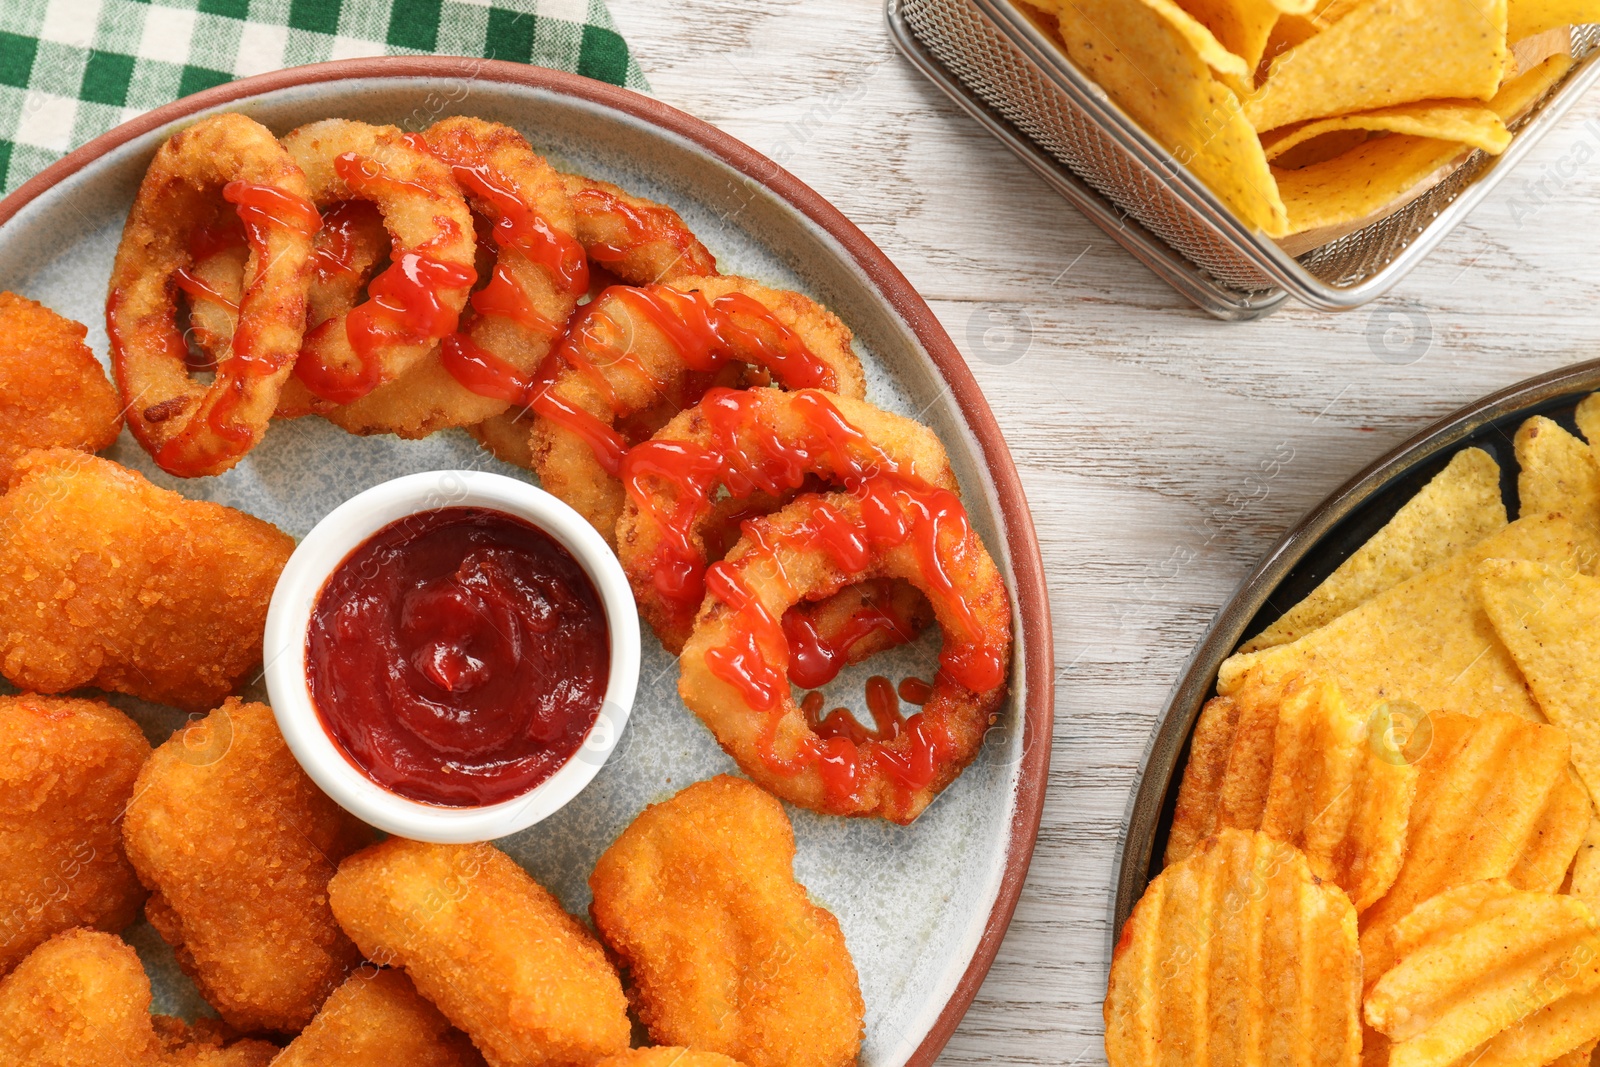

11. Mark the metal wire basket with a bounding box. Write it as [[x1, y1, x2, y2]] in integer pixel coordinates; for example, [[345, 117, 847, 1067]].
[[888, 0, 1600, 319]]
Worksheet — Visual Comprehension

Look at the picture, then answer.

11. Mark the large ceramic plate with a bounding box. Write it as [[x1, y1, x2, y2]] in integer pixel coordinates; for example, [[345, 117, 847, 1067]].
[[0, 58, 1053, 1066], [1113, 359, 1600, 936]]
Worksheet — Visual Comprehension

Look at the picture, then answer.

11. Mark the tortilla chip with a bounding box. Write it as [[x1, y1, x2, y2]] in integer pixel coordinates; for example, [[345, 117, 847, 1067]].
[[1241, 448, 1507, 653], [1175, 0, 1313, 75], [1263, 11, 1325, 61], [1263, 102, 1512, 162], [1492, 52, 1576, 121], [1043, 0, 1290, 234], [1572, 393, 1600, 461], [1509, 0, 1598, 42], [1218, 514, 1600, 721], [1478, 558, 1600, 805], [1570, 819, 1600, 901], [1274, 134, 1471, 234], [1515, 416, 1600, 523], [1268, 128, 1372, 168], [1244, 0, 1509, 132]]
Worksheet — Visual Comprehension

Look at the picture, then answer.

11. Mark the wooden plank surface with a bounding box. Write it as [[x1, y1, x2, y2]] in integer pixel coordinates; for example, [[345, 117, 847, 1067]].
[[609, 1, 1600, 1061]]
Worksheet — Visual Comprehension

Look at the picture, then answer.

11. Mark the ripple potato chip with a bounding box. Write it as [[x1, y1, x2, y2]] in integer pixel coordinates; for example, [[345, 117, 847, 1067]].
[[1514, 417, 1600, 522], [1035, 0, 1291, 234], [1219, 514, 1600, 721], [1165, 673, 1417, 911], [1359, 710, 1588, 982], [1244, 0, 1508, 132], [1479, 558, 1600, 804], [1240, 447, 1506, 654], [1105, 829, 1361, 1067], [1365, 881, 1600, 1067]]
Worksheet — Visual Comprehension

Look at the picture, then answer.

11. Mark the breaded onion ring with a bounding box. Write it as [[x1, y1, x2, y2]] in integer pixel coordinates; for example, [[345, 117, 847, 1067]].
[[616, 387, 955, 653], [317, 117, 587, 438], [678, 478, 1012, 823], [280, 119, 476, 408], [481, 276, 865, 544], [562, 173, 718, 284], [107, 113, 319, 477]]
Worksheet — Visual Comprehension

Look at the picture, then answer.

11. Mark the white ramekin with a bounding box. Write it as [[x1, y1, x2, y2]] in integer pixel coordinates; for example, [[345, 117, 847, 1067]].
[[263, 470, 640, 843]]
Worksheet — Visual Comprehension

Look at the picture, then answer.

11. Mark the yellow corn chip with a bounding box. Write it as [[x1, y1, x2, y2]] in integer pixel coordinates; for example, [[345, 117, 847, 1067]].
[[1219, 514, 1600, 721], [1042, 0, 1291, 235], [1493, 51, 1576, 122], [1479, 558, 1600, 803], [1358, 710, 1588, 981], [1543, 1037, 1600, 1067], [1573, 393, 1600, 464], [1268, 128, 1373, 169], [1244, 0, 1509, 132], [1106, 829, 1361, 1067], [1175, 0, 1314, 76], [1241, 447, 1506, 653], [1264, 102, 1513, 162], [1509, 0, 1598, 42], [1165, 673, 1417, 910], [1275, 135, 1471, 235], [1264, 11, 1324, 61], [1515, 416, 1600, 522], [1570, 819, 1600, 901], [1366, 881, 1600, 1067]]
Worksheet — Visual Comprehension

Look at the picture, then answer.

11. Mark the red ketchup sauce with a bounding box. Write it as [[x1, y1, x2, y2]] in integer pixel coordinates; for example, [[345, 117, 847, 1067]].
[[305, 507, 610, 807]]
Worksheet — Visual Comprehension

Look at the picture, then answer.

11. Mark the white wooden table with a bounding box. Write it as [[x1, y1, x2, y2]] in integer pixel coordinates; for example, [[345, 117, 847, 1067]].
[[610, 1, 1600, 1060]]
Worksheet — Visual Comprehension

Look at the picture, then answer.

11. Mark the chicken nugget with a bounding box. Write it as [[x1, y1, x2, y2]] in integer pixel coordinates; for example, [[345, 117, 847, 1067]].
[[154, 1015, 279, 1066], [273, 967, 485, 1067], [589, 776, 863, 1067], [0, 694, 150, 976], [0, 928, 162, 1065], [596, 1051, 750, 1067], [0, 293, 122, 484], [123, 700, 373, 1033], [329, 838, 629, 1067], [0, 450, 293, 711]]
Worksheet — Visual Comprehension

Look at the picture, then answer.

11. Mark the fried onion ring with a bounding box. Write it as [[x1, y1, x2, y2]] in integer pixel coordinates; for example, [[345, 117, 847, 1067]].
[[108, 113, 319, 477], [562, 173, 718, 284], [314, 117, 586, 438], [616, 387, 955, 653], [480, 276, 864, 544], [678, 478, 1012, 822], [280, 119, 476, 408]]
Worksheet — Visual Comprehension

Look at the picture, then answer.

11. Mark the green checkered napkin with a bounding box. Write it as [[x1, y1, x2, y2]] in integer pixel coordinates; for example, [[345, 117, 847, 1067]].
[[0, 0, 649, 194]]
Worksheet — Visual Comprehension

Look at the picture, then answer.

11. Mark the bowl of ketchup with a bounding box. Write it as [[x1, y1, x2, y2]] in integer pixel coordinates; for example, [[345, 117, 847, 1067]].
[[263, 470, 640, 842]]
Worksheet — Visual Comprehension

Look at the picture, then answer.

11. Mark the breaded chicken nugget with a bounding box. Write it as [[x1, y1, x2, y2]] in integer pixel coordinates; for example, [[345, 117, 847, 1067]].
[[0, 694, 150, 976], [0, 293, 122, 483], [0, 928, 161, 1065], [154, 1016, 279, 1065], [123, 700, 373, 1033], [274, 967, 485, 1067], [0, 450, 293, 711], [596, 1051, 750, 1067], [329, 838, 629, 1067], [589, 777, 863, 1067]]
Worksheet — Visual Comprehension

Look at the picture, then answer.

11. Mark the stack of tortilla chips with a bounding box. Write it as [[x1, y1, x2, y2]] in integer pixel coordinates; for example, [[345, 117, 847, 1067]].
[[1020, 0, 1595, 245]]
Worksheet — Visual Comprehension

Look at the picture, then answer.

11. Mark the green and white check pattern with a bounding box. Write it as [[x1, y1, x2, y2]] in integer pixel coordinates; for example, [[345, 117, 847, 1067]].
[[0, 0, 648, 194]]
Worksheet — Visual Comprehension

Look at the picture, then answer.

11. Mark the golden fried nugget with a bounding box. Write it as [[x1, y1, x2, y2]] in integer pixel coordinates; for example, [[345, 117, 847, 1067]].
[[0, 694, 150, 976], [1219, 514, 1600, 721], [0, 450, 294, 711], [1240, 447, 1506, 653], [596, 1052, 749, 1067], [0, 293, 122, 484], [0, 928, 161, 1065], [1515, 416, 1600, 522], [154, 1015, 278, 1066], [329, 838, 629, 1067], [273, 968, 484, 1067], [1364, 881, 1600, 1067], [1166, 673, 1417, 911], [589, 777, 863, 1067], [1105, 829, 1361, 1067], [1359, 710, 1589, 983], [123, 700, 372, 1033]]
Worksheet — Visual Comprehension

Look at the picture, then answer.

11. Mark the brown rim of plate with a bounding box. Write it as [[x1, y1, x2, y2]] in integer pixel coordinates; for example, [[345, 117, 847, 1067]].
[[0, 57, 1056, 1065], [1115, 356, 1600, 943]]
